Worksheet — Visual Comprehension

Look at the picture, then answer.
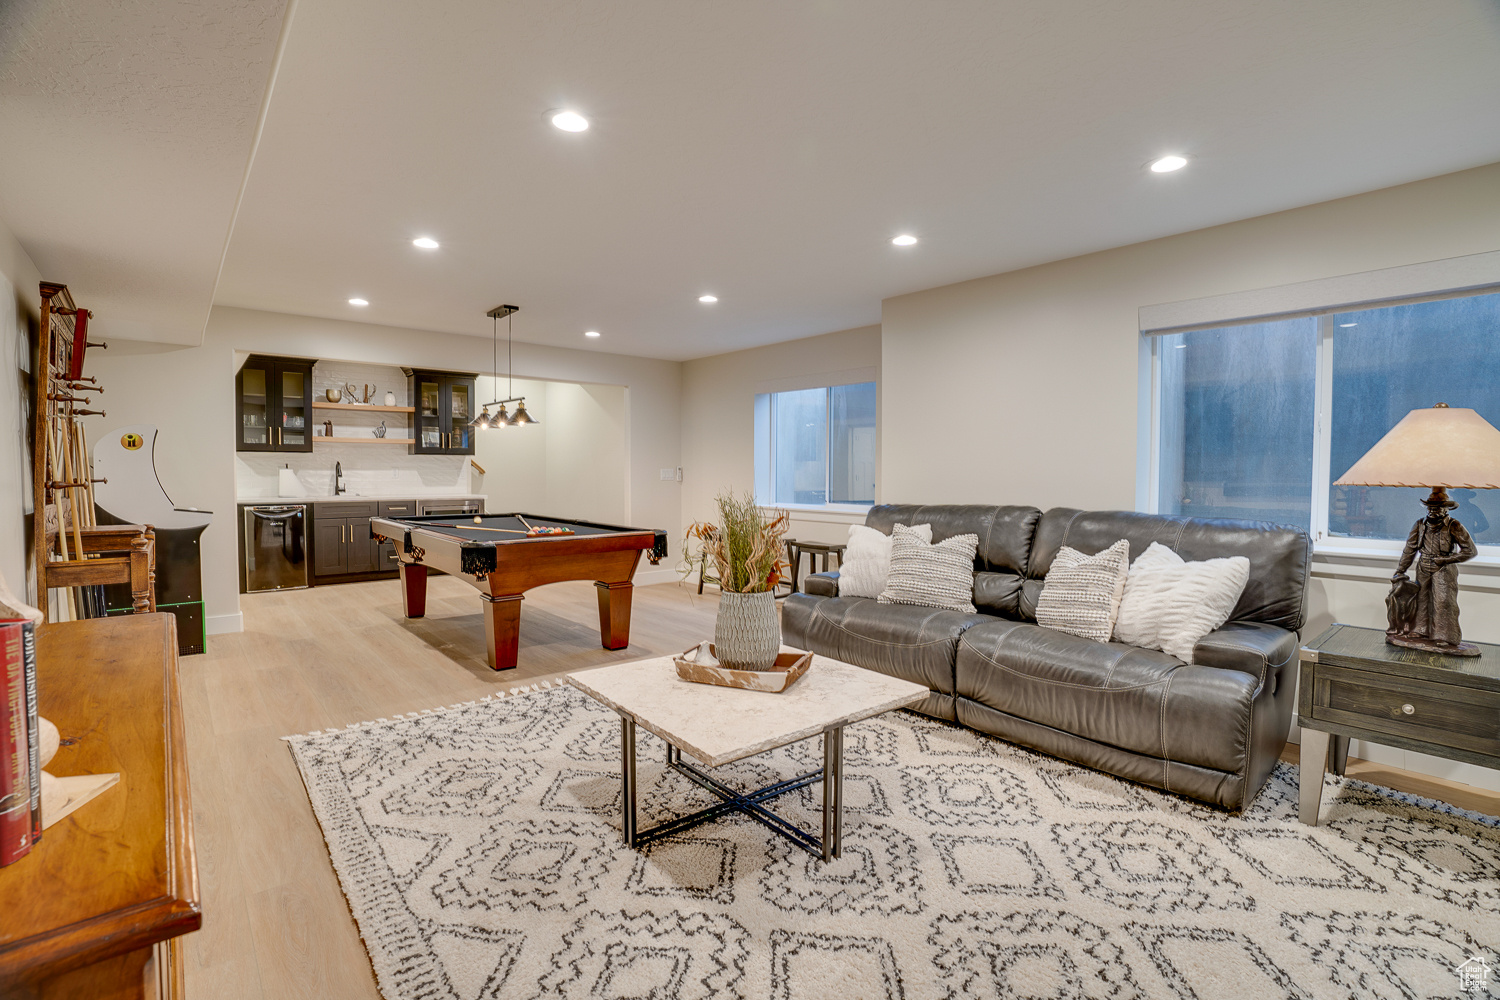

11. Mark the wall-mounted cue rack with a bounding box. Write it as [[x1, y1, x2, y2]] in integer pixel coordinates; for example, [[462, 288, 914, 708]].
[[30, 281, 156, 622]]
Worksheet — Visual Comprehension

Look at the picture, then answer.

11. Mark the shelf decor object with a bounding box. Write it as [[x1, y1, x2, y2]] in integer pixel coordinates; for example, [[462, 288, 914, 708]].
[[1334, 402, 1500, 656], [684, 491, 789, 670], [472, 304, 538, 430]]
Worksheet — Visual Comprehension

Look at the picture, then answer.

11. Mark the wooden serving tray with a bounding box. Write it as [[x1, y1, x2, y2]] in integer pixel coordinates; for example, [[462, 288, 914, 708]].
[[673, 644, 813, 693]]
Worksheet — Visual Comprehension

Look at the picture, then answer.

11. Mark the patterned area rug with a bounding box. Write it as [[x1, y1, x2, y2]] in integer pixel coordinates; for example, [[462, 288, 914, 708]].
[[286, 683, 1498, 1000]]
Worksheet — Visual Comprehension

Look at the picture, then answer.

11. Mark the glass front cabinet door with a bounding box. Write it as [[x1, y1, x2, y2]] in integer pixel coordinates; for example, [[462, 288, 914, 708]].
[[413, 372, 445, 453], [237, 355, 314, 453], [408, 370, 477, 455]]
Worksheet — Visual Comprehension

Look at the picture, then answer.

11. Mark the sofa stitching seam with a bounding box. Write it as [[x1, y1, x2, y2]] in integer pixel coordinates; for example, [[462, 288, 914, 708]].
[[962, 641, 1180, 693], [1100, 645, 1133, 687], [814, 608, 970, 649], [1160, 671, 1177, 792]]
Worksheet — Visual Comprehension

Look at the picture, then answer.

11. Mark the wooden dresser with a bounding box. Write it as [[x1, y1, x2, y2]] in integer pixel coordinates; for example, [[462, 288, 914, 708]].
[[0, 614, 200, 999]]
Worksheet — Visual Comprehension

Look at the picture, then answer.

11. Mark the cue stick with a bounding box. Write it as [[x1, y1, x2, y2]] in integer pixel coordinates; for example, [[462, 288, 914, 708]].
[[61, 416, 88, 618], [515, 514, 535, 531], [76, 419, 96, 528], [60, 415, 85, 561], [421, 522, 531, 535], [49, 419, 75, 621]]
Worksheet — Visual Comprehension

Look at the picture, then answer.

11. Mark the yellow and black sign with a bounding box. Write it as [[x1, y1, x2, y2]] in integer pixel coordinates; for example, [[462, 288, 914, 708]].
[[120, 432, 144, 451]]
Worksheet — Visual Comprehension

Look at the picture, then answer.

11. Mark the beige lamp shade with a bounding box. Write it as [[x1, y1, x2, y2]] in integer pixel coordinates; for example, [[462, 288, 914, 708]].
[[1335, 404, 1500, 489]]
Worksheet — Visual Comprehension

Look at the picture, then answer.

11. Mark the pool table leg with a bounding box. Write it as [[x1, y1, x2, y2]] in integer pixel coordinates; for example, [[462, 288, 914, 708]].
[[399, 563, 428, 618], [595, 581, 633, 650], [481, 593, 523, 670]]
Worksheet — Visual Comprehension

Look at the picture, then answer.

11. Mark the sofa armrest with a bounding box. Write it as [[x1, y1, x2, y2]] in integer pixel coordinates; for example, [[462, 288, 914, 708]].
[[803, 571, 839, 598], [1192, 620, 1299, 690]]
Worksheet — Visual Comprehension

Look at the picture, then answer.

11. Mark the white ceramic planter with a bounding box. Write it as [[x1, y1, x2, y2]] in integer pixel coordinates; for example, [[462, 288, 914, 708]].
[[713, 590, 780, 670]]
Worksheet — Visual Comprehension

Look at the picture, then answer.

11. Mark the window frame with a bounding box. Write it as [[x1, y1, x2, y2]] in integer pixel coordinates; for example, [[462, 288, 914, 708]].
[[754, 378, 878, 512], [1141, 285, 1500, 566]]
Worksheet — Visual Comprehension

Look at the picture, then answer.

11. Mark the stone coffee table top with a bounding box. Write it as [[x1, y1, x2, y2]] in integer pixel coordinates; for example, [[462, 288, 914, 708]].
[[566, 652, 928, 767]]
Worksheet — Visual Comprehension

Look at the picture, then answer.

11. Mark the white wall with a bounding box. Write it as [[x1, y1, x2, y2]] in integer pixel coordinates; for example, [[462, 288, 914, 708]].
[[473, 377, 550, 514], [0, 217, 41, 602], [542, 382, 628, 524], [880, 161, 1500, 791], [89, 306, 682, 633], [471, 377, 629, 524], [681, 324, 881, 559]]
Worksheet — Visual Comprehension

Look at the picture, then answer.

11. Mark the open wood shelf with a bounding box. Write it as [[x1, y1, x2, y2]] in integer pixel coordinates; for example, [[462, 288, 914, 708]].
[[313, 436, 413, 444], [311, 402, 415, 413]]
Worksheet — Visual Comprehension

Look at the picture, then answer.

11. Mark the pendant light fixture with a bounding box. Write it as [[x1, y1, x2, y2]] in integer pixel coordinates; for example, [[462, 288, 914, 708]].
[[473, 304, 537, 429]]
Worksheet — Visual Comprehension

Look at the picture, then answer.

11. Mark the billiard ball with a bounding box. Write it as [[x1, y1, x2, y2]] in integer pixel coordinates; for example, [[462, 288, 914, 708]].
[[474, 515, 482, 523]]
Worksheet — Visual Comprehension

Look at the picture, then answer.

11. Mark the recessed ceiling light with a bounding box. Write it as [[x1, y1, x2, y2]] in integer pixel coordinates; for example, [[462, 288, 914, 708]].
[[891, 234, 918, 247], [585, 330, 601, 338], [698, 294, 718, 304], [1150, 155, 1188, 173], [550, 110, 589, 132], [413, 236, 439, 249], [1339, 322, 1358, 328], [348, 297, 369, 307]]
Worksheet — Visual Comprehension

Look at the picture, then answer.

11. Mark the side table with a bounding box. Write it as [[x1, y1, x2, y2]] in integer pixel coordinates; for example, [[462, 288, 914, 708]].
[[1296, 623, 1499, 825], [784, 539, 847, 594]]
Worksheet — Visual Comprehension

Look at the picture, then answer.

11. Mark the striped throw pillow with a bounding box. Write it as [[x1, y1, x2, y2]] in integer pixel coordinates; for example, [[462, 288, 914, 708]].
[[1035, 539, 1130, 643], [878, 523, 979, 613]]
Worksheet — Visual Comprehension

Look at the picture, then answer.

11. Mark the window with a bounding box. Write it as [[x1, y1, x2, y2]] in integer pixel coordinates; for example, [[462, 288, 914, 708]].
[[757, 381, 876, 506], [1151, 289, 1500, 550]]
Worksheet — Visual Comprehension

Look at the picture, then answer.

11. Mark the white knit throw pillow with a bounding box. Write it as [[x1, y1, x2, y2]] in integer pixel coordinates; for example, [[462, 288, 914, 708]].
[[1113, 542, 1251, 662], [879, 523, 979, 613], [837, 523, 932, 599], [1035, 539, 1131, 643]]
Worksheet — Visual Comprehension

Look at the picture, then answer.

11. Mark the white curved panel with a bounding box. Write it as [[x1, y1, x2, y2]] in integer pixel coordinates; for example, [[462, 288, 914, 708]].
[[93, 424, 213, 529]]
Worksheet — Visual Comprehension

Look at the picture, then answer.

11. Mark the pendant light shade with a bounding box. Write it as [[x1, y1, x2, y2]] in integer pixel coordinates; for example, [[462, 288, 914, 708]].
[[509, 400, 537, 426], [479, 304, 537, 429]]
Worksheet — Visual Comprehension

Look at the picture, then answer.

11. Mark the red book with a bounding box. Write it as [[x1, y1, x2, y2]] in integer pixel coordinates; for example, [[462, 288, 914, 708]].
[[20, 622, 40, 846], [0, 621, 31, 865]]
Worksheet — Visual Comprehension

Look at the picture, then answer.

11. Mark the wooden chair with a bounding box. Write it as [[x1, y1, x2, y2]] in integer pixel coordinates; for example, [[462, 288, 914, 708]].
[[44, 522, 156, 613]]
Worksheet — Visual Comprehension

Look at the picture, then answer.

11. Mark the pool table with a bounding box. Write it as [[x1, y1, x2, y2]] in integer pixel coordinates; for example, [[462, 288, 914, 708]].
[[370, 513, 669, 670]]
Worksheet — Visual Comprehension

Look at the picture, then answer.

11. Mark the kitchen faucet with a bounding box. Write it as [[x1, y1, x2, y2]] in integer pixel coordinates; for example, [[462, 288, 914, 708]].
[[335, 460, 346, 495]]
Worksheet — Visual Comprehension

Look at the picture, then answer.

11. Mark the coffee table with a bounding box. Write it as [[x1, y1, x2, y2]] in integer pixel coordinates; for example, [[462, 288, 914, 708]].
[[567, 653, 927, 861]]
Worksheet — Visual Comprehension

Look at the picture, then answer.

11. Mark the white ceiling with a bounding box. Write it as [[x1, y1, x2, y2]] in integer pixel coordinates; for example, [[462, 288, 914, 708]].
[[6, 2, 1500, 358], [0, 0, 287, 344]]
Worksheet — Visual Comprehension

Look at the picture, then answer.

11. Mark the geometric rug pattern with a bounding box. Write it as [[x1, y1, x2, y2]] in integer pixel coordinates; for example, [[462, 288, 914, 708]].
[[285, 683, 1499, 999]]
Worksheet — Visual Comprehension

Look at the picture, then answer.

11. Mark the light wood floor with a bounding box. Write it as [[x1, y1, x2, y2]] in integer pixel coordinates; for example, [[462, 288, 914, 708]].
[[179, 581, 1500, 999], [180, 576, 722, 1000]]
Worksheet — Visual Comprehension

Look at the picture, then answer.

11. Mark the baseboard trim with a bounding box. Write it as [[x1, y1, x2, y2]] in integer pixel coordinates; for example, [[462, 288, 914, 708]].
[[207, 612, 244, 635], [633, 567, 684, 587]]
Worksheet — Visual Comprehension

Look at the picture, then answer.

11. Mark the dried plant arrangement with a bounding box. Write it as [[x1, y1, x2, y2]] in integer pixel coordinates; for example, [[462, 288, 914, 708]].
[[681, 491, 789, 593]]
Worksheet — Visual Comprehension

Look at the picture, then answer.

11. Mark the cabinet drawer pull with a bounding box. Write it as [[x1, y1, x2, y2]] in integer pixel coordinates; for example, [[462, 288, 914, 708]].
[[1401, 703, 1414, 715]]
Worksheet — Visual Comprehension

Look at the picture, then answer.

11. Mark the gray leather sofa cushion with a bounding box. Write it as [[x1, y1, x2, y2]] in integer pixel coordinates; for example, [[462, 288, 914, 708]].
[[1031, 508, 1311, 631], [804, 571, 838, 598], [781, 594, 994, 699], [1192, 620, 1299, 685], [955, 699, 1256, 810], [955, 619, 1270, 774], [862, 504, 1041, 617]]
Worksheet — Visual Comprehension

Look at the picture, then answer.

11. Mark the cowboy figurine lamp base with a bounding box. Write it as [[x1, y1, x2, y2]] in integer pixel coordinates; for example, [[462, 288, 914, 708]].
[[1334, 403, 1500, 659]]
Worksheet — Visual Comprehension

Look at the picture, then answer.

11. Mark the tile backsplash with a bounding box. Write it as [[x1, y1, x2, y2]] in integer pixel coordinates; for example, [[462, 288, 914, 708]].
[[236, 451, 475, 498]]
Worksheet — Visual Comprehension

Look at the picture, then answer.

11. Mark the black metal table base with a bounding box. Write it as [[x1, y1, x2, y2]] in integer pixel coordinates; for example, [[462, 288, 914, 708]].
[[619, 714, 844, 861]]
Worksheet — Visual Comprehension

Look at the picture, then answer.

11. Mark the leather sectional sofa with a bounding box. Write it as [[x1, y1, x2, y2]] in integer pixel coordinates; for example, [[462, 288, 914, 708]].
[[782, 505, 1312, 811]]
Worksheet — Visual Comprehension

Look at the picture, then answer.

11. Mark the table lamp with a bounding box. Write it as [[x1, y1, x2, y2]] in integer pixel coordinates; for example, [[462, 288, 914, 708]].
[[1334, 402, 1500, 656]]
